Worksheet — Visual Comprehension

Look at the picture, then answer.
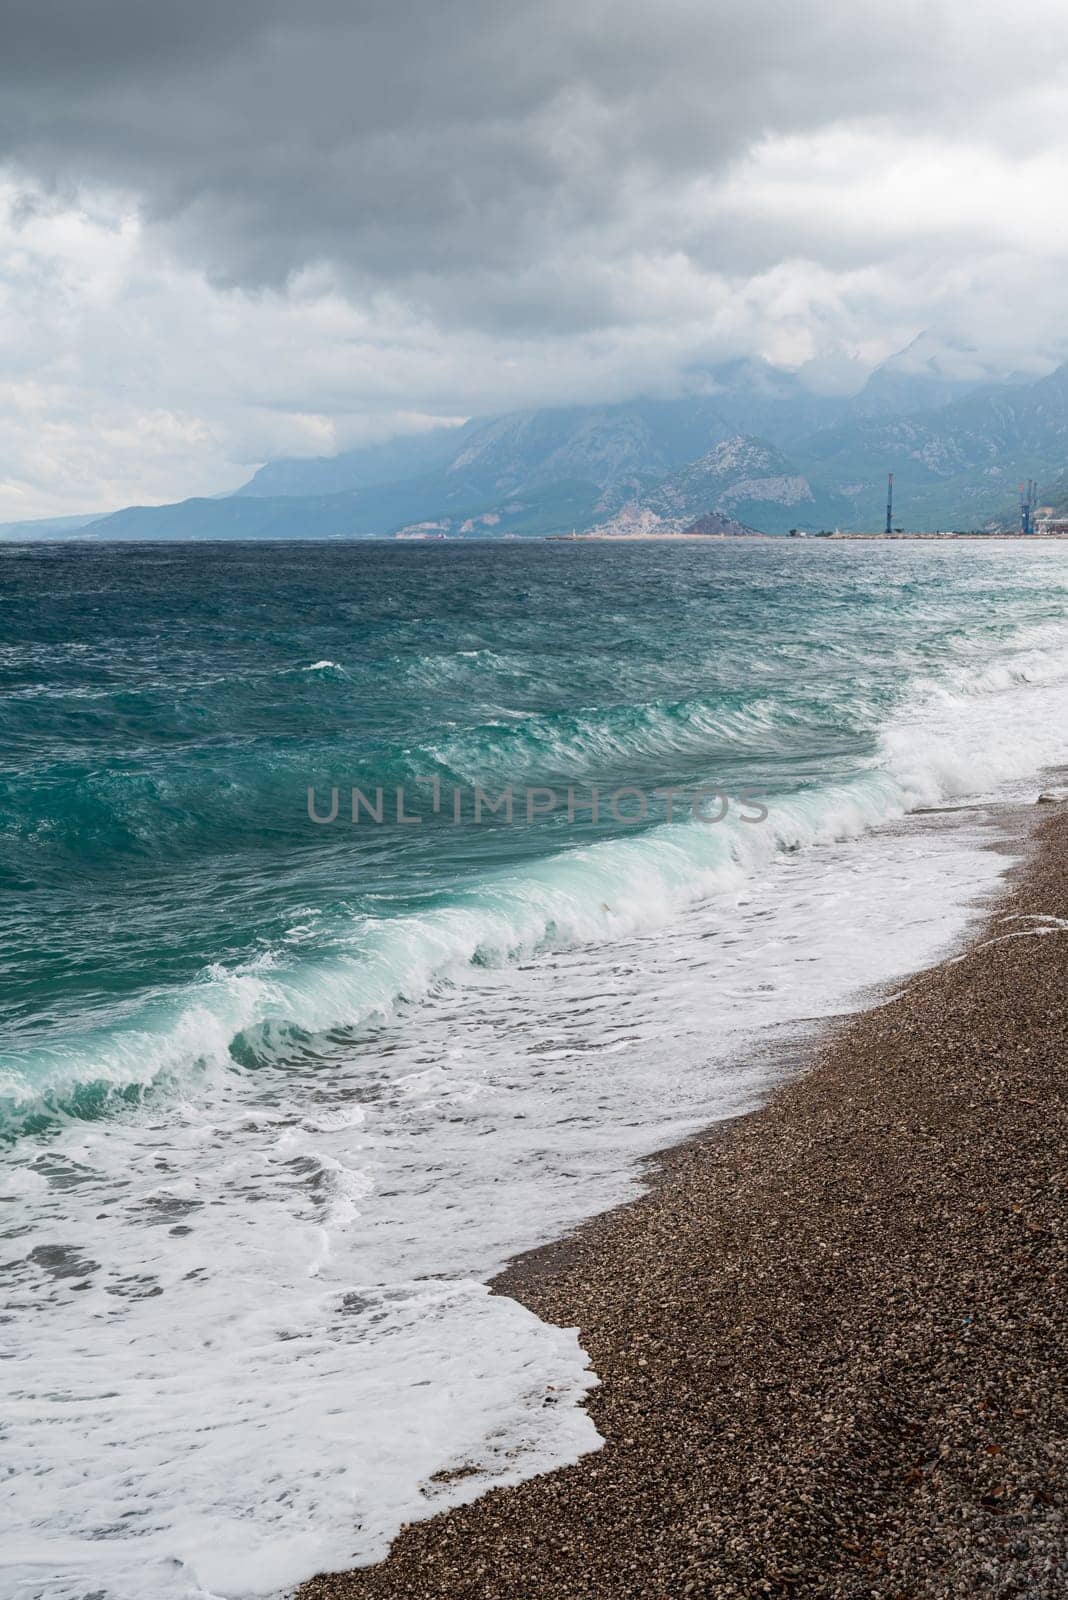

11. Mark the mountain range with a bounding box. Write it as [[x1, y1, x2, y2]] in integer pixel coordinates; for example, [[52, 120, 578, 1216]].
[[5, 341, 1067, 541]]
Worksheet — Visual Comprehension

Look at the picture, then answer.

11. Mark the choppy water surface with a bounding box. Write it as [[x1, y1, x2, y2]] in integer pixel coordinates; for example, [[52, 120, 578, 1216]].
[[2, 538, 1067, 1598]]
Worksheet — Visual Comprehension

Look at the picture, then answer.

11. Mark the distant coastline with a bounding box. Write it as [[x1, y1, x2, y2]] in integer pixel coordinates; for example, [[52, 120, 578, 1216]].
[[547, 529, 772, 541], [550, 529, 1068, 542], [826, 530, 1068, 541]]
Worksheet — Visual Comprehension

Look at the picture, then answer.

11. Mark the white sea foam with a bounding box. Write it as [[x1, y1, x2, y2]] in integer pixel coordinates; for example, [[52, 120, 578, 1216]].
[[1, 800, 1020, 1600], [4, 1267, 597, 1600], [5, 615, 1068, 1130], [3, 611, 1068, 1599]]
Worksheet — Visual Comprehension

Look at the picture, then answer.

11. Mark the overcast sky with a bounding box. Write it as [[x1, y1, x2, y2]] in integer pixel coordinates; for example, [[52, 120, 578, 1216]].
[[2, 0, 1068, 518]]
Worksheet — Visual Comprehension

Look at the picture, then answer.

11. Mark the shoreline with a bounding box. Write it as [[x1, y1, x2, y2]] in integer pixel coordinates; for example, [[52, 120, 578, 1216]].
[[547, 532, 1068, 542], [300, 796, 1067, 1600]]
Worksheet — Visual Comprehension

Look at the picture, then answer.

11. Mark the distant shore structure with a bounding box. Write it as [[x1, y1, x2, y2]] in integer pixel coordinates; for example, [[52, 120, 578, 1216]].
[[829, 529, 1068, 539], [829, 468, 1066, 538]]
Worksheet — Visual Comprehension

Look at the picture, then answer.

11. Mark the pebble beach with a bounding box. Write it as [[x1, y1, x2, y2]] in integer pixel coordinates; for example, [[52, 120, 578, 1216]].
[[300, 800, 1067, 1600]]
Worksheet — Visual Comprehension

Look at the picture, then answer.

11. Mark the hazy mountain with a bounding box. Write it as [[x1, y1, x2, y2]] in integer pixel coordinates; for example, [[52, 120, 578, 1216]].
[[236, 425, 468, 497], [226, 345, 1003, 510], [441, 397, 732, 492], [230, 380, 762, 504], [81, 472, 604, 542], [21, 345, 1068, 540], [241, 393, 744, 507], [0, 512, 108, 539], [231, 398, 728, 505], [647, 436, 836, 521], [845, 331, 1020, 420], [72, 436, 840, 541], [803, 362, 1068, 527], [590, 436, 851, 536], [85, 477, 455, 541]]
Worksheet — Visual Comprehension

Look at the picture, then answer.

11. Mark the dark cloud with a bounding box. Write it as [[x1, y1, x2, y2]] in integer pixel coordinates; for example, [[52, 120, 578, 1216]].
[[2, 1, 1067, 517], [3, 0, 1064, 325]]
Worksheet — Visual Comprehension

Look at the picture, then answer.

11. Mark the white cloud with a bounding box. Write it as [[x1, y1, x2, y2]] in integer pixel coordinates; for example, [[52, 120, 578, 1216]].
[[2, 0, 1068, 516]]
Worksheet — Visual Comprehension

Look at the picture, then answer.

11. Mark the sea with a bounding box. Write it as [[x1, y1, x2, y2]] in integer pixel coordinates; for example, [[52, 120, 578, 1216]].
[[2, 537, 1067, 1599]]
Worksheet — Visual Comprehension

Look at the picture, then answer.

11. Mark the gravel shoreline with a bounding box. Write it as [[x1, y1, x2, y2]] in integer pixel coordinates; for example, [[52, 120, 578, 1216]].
[[300, 803, 1067, 1600]]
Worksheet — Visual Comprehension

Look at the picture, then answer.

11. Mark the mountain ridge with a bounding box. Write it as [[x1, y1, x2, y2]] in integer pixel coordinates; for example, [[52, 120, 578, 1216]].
[[233, 348, 1001, 506], [7, 347, 1066, 540]]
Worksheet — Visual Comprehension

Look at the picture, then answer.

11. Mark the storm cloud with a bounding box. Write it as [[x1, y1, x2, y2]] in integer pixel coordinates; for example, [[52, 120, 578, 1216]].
[[2, 0, 1068, 515]]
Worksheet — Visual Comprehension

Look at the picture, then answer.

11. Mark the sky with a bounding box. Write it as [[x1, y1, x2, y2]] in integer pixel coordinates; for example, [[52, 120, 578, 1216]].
[[2, 0, 1068, 519]]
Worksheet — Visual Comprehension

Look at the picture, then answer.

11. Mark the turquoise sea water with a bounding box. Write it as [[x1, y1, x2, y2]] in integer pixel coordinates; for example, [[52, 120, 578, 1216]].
[[2, 537, 1068, 1598], [4, 537, 1068, 1125]]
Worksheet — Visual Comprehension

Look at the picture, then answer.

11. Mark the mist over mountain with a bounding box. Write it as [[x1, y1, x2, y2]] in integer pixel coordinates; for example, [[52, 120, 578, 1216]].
[[19, 345, 1068, 542], [233, 349, 986, 506], [236, 427, 467, 499]]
